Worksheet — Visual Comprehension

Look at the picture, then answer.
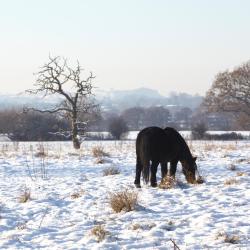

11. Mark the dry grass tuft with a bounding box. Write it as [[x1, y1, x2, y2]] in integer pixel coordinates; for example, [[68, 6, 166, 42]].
[[92, 146, 109, 158], [103, 166, 120, 176], [236, 171, 247, 177], [224, 234, 239, 244], [131, 223, 141, 230], [18, 187, 31, 203], [228, 164, 237, 171], [17, 222, 27, 230], [34, 144, 47, 157], [92, 146, 110, 164], [204, 142, 216, 151], [159, 176, 176, 189], [95, 158, 105, 164], [216, 232, 239, 244], [224, 144, 237, 151], [236, 158, 247, 163], [90, 224, 109, 242], [110, 189, 138, 213], [70, 189, 84, 199], [195, 175, 205, 184], [34, 151, 47, 158], [224, 178, 238, 185], [131, 222, 156, 231]]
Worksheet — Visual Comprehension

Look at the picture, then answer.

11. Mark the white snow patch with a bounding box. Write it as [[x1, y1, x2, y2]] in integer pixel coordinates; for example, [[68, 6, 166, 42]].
[[0, 140, 249, 249]]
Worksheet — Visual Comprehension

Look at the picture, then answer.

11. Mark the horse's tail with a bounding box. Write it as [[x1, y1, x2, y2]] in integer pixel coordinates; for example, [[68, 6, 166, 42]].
[[141, 138, 150, 184]]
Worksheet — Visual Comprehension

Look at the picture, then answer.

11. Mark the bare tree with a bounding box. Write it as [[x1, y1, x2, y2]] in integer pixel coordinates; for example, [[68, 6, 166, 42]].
[[121, 107, 145, 130], [191, 122, 207, 139], [108, 116, 128, 140], [203, 61, 250, 129], [26, 56, 97, 149], [144, 106, 171, 127]]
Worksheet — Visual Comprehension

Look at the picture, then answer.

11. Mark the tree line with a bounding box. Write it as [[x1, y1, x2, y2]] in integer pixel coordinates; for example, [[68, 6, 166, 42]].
[[0, 56, 249, 148]]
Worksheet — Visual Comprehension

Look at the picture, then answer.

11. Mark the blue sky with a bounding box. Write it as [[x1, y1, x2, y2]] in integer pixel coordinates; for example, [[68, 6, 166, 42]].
[[0, 0, 250, 95]]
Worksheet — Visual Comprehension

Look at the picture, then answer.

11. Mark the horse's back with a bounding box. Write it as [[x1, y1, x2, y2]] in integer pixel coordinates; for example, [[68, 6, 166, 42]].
[[136, 127, 171, 163]]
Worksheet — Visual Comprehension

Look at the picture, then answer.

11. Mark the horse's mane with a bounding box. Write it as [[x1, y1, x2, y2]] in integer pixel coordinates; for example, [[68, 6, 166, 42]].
[[164, 127, 192, 159]]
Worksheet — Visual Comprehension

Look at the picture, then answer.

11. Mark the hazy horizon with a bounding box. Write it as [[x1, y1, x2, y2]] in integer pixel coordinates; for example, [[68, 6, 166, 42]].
[[1, 0, 250, 95]]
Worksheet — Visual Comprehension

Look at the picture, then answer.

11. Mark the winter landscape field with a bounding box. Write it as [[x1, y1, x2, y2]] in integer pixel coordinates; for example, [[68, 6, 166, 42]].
[[0, 138, 249, 249]]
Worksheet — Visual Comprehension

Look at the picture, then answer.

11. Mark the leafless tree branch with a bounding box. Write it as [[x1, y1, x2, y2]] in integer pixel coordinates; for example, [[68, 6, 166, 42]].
[[25, 56, 98, 149], [203, 61, 250, 128]]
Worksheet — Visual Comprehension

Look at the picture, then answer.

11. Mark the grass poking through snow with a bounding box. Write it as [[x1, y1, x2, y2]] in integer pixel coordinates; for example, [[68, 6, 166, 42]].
[[110, 189, 138, 213]]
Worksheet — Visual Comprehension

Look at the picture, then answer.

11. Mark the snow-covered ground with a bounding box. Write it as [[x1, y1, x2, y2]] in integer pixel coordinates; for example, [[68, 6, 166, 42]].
[[0, 140, 249, 249]]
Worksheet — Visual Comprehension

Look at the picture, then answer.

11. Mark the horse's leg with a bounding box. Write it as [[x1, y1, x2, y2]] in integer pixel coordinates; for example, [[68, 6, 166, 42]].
[[161, 162, 168, 180], [170, 159, 178, 179], [150, 160, 159, 187], [134, 157, 142, 188]]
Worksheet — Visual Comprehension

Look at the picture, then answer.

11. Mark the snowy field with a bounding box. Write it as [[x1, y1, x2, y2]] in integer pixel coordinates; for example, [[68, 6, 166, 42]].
[[0, 140, 249, 249]]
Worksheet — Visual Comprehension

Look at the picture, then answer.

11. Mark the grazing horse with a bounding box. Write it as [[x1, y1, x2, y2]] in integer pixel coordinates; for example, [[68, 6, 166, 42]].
[[134, 126, 197, 188]]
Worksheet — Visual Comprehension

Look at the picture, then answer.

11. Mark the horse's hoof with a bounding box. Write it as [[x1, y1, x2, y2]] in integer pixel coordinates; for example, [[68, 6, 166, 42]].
[[135, 183, 141, 188], [151, 183, 157, 187]]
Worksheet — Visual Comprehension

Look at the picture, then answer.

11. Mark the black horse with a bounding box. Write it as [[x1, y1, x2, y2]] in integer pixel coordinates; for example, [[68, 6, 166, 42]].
[[134, 126, 197, 188]]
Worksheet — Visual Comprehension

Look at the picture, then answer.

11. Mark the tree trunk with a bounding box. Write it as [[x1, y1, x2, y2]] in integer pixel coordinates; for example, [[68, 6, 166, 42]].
[[72, 112, 80, 149]]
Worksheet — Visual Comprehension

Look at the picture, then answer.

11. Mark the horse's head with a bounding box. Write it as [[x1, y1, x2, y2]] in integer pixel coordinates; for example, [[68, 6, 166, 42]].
[[181, 156, 197, 184]]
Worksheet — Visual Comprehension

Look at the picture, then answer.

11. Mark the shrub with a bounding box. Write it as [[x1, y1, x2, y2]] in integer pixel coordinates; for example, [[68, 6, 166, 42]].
[[70, 189, 84, 199], [195, 175, 205, 184], [10, 111, 69, 141], [191, 122, 207, 139], [110, 190, 138, 213], [224, 234, 239, 244], [18, 187, 31, 203], [224, 178, 238, 185], [91, 225, 108, 242], [130, 222, 156, 231], [159, 176, 176, 189], [92, 146, 109, 158], [228, 164, 236, 171], [108, 116, 128, 140], [103, 167, 120, 176], [237, 172, 247, 176], [216, 231, 239, 244]]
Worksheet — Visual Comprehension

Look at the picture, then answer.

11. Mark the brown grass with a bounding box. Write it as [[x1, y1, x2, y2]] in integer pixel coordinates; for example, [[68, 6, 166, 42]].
[[34, 143, 47, 157], [159, 176, 176, 189], [224, 234, 239, 244], [18, 188, 31, 203], [236, 171, 247, 177], [216, 232, 239, 244], [224, 143, 237, 151], [131, 223, 141, 230], [92, 146, 109, 158], [203, 142, 215, 151], [195, 175, 205, 184], [110, 189, 138, 213], [95, 158, 105, 164], [131, 222, 156, 231], [90, 224, 109, 242], [17, 222, 27, 230], [224, 178, 238, 185], [228, 164, 236, 171], [103, 166, 120, 176], [70, 189, 84, 199]]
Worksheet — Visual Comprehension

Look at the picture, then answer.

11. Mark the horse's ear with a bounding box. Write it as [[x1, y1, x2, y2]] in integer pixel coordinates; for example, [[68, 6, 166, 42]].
[[193, 156, 197, 161]]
